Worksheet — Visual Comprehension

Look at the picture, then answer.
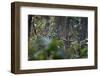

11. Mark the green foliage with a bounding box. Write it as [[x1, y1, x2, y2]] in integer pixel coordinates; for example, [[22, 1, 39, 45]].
[[28, 15, 88, 60], [28, 37, 65, 60], [28, 37, 87, 60], [80, 47, 88, 58], [62, 41, 88, 59]]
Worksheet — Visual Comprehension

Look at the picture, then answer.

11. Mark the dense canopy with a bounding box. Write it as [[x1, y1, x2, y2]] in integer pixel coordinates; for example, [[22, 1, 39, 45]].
[[28, 15, 88, 60]]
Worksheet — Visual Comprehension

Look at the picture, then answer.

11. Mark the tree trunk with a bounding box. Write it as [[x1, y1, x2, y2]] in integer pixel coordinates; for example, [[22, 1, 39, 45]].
[[80, 17, 88, 41]]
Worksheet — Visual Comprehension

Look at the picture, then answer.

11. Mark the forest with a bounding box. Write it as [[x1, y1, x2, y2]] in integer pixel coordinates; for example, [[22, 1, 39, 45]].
[[28, 15, 88, 60]]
